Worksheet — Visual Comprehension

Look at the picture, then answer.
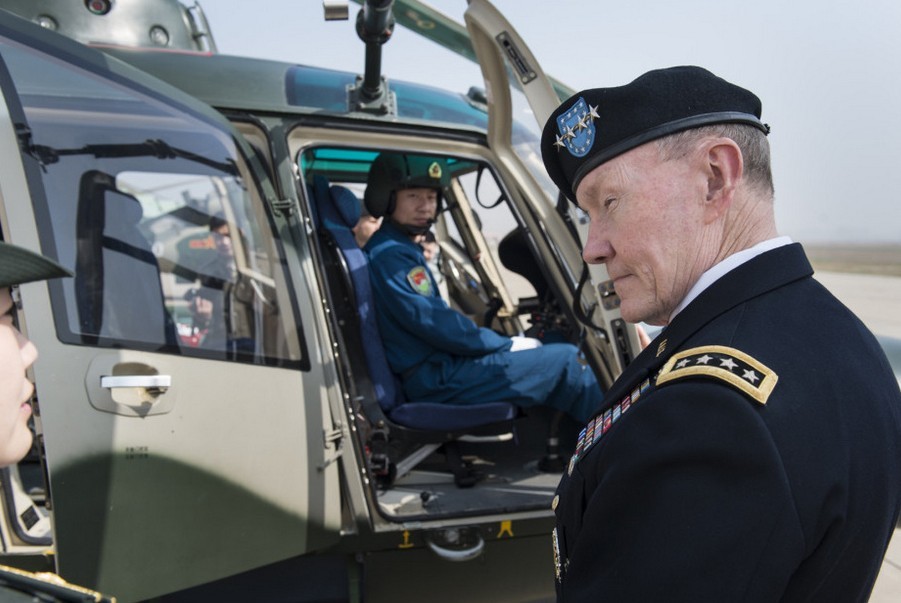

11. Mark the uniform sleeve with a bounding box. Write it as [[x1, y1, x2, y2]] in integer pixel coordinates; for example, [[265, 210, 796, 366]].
[[368, 244, 511, 356], [559, 384, 805, 602]]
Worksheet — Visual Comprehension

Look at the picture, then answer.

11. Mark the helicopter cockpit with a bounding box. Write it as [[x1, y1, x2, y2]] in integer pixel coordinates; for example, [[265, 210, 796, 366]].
[[299, 145, 585, 518]]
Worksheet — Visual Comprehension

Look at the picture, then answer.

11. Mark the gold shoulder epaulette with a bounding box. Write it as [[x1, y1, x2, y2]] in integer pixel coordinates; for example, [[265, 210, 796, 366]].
[[0, 563, 116, 602], [656, 345, 778, 405]]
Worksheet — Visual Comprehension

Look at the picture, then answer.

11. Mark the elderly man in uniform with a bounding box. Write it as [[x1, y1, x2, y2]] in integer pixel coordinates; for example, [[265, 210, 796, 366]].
[[541, 66, 901, 602], [363, 152, 602, 423]]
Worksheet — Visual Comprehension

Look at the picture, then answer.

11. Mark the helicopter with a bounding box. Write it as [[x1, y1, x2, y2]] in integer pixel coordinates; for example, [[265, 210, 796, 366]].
[[0, 0, 640, 600]]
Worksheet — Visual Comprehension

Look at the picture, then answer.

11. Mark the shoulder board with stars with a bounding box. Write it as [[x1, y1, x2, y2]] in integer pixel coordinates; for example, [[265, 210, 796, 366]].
[[656, 345, 778, 405]]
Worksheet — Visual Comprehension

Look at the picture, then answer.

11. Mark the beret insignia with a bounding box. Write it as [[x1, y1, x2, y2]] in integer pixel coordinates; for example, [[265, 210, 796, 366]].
[[406, 266, 433, 296], [541, 66, 769, 202], [656, 345, 777, 405], [554, 97, 599, 157]]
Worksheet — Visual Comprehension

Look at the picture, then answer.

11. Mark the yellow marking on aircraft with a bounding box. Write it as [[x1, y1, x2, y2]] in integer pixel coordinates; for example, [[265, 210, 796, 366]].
[[497, 520, 514, 538]]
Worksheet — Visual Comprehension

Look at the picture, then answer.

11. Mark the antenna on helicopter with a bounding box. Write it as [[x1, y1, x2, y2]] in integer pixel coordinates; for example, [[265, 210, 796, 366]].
[[344, 0, 398, 115]]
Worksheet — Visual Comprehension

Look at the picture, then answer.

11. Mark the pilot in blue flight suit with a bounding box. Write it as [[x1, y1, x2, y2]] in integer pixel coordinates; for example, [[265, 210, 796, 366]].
[[363, 152, 602, 423]]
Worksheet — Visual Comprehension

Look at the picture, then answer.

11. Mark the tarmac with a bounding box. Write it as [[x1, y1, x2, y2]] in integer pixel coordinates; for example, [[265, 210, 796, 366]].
[[815, 271, 901, 602], [871, 529, 901, 603], [815, 271, 901, 341]]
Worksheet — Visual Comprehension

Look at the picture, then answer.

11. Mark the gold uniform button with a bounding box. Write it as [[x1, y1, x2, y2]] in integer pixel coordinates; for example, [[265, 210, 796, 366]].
[[552, 495, 559, 511]]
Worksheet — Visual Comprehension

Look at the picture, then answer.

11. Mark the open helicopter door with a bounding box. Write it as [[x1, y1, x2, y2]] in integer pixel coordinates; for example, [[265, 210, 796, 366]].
[[463, 0, 640, 375], [0, 13, 340, 602]]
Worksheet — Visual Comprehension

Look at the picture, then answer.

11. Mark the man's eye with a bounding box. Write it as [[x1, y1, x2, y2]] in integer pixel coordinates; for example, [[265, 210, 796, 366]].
[[604, 197, 616, 209]]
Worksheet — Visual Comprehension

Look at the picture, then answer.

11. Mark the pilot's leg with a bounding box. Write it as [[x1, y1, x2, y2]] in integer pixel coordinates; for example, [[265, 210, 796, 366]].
[[510, 343, 603, 422], [403, 343, 602, 423]]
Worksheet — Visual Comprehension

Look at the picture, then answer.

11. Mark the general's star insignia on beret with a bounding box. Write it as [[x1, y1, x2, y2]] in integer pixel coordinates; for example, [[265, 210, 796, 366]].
[[656, 345, 778, 405], [555, 97, 597, 157]]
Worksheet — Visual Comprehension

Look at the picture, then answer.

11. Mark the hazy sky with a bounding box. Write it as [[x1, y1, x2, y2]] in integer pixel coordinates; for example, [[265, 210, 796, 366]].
[[198, 0, 901, 244]]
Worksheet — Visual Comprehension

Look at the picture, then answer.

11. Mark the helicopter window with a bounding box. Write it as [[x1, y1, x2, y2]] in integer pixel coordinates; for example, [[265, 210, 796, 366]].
[[392, 81, 487, 127], [0, 37, 304, 368], [285, 66, 490, 130], [449, 167, 536, 302]]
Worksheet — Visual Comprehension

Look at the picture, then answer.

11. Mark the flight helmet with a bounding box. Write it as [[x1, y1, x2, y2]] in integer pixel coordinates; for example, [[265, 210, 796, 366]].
[[364, 152, 448, 218]]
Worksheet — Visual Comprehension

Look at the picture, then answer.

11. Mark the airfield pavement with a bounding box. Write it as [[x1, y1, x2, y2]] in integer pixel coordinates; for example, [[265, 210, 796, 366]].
[[813, 269, 901, 602]]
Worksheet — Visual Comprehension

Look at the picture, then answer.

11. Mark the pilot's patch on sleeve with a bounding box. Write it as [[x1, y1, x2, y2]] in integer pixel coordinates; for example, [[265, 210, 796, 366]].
[[406, 266, 433, 296], [656, 345, 778, 405]]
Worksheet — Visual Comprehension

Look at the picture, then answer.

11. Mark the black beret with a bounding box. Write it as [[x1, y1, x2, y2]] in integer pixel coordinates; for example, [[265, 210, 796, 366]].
[[541, 66, 769, 203]]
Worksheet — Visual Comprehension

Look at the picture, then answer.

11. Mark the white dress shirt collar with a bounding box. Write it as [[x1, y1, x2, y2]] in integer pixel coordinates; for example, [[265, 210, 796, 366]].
[[669, 236, 794, 322]]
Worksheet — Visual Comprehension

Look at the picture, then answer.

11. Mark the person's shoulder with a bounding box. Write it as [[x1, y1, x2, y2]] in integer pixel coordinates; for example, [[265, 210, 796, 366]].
[[367, 229, 419, 261], [365, 227, 401, 252], [656, 344, 778, 406]]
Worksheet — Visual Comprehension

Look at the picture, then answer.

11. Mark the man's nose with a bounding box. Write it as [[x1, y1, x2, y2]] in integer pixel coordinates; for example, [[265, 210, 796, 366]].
[[581, 224, 612, 265], [17, 330, 38, 369]]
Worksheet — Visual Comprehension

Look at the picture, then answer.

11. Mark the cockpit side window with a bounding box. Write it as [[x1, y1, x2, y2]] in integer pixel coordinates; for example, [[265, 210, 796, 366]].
[[0, 37, 305, 368]]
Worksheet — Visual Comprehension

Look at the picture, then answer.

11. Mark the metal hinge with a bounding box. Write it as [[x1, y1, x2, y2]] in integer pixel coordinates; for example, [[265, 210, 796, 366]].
[[318, 423, 344, 471], [270, 197, 294, 217]]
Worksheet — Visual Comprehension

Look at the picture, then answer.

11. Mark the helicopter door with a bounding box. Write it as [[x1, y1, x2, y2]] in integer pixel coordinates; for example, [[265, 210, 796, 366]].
[[463, 0, 639, 374], [0, 21, 339, 602]]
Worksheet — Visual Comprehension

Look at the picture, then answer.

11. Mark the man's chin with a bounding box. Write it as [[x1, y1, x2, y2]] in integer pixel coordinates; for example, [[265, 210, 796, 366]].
[[619, 301, 659, 327]]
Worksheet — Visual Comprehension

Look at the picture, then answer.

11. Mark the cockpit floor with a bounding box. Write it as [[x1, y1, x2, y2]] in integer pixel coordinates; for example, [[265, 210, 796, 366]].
[[376, 451, 563, 519]]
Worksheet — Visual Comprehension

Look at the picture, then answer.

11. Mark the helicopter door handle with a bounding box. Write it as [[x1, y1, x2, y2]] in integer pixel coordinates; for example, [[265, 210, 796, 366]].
[[88, 356, 177, 417], [101, 375, 172, 391]]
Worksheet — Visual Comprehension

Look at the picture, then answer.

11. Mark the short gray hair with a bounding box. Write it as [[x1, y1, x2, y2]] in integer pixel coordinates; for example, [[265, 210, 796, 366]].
[[655, 124, 774, 198]]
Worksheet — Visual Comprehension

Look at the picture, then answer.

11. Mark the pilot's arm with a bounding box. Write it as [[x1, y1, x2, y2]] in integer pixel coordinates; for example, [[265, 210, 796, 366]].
[[369, 245, 511, 356]]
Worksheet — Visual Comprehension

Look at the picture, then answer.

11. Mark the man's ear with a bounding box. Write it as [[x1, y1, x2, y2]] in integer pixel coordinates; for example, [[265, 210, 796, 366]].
[[703, 139, 743, 223]]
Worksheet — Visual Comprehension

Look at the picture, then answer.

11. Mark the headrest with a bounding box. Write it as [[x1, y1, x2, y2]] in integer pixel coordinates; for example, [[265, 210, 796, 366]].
[[330, 185, 361, 229], [311, 174, 362, 230]]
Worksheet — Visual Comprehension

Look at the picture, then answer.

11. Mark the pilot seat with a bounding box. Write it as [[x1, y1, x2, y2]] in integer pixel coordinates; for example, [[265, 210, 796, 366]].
[[308, 175, 517, 487]]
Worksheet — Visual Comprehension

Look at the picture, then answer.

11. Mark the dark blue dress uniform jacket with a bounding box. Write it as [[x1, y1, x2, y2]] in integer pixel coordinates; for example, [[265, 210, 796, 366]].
[[553, 243, 901, 602]]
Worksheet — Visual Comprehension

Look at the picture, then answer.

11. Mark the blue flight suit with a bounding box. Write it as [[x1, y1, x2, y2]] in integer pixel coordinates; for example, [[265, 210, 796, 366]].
[[552, 244, 901, 602], [364, 221, 602, 422]]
